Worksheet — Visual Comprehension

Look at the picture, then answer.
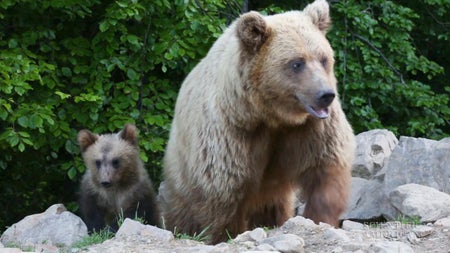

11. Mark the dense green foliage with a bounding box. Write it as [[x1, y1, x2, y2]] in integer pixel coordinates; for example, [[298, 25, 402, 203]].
[[0, 0, 237, 230], [0, 0, 449, 231]]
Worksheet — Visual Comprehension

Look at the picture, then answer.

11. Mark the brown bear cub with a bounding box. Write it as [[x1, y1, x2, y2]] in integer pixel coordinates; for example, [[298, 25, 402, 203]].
[[161, 0, 355, 244], [78, 124, 159, 233]]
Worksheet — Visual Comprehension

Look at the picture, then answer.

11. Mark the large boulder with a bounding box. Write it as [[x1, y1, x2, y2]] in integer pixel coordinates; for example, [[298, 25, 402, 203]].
[[352, 129, 398, 179], [383, 136, 450, 194], [389, 183, 450, 222], [343, 177, 396, 220], [0, 204, 87, 248]]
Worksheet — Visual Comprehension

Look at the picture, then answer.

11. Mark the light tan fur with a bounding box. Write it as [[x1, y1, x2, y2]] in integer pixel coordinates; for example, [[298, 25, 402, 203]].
[[161, 0, 355, 244]]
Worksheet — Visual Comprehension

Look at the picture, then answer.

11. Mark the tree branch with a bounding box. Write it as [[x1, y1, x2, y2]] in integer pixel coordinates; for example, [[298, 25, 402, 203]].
[[354, 34, 405, 85]]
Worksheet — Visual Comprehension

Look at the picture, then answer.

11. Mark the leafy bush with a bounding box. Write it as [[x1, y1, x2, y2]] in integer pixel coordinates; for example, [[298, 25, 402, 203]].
[[0, 0, 237, 230], [329, 0, 449, 138]]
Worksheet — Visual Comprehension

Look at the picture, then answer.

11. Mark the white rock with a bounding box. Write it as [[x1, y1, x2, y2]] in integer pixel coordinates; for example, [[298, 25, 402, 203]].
[[406, 232, 420, 244], [281, 216, 316, 230], [343, 177, 396, 220], [324, 228, 350, 242], [254, 243, 277, 251], [243, 251, 278, 253], [434, 217, 450, 227], [248, 227, 267, 242], [389, 183, 450, 222], [330, 246, 343, 253], [384, 137, 450, 194], [342, 220, 366, 231], [352, 129, 398, 179], [234, 227, 267, 243], [0, 204, 87, 247], [173, 245, 216, 253], [412, 225, 434, 238], [0, 248, 22, 253], [368, 241, 414, 253], [116, 218, 174, 242], [261, 234, 304, 253]]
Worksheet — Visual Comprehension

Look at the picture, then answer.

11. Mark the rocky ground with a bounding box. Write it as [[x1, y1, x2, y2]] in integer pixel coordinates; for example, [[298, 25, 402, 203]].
[[2, 216, 449, 253], [2, 129, 450, 252], [73, 217, 450, 253]]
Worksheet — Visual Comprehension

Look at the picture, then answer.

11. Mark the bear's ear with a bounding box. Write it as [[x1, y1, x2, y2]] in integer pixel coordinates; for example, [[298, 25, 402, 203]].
[[237, 11, 271, 53], [304, 0, 331, 34], [118, 124, 138, 147], [77, 130, 99, 153]]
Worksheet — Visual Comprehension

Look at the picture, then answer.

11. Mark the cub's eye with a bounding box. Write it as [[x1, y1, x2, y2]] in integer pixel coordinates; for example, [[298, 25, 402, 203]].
[[95, 160, 101, 169], [290, 59, 305, 73], [112, 158, 120, 169], [320, 57, 328, 68]]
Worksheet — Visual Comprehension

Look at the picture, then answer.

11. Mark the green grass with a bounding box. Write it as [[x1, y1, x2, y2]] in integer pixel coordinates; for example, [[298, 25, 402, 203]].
[[72, 229, 114, 249], [173, 225, 211, 242], [396, 215, 421, 225]]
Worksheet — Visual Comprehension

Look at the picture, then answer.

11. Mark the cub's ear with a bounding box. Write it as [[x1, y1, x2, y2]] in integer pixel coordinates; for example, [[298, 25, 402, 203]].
[[304, 0, 331, 34], [77, 130, 99, 153], [119, 124, 138, 147], [237, 11, 271, 53]]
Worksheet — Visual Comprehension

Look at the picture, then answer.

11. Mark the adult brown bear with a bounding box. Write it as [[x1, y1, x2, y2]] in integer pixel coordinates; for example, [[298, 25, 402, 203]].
[[161, 0, 355, 244]]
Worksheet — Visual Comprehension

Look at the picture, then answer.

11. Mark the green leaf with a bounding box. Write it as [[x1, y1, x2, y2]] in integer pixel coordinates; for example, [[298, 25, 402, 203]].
[[99, 21, 109, 32], [68, 167, 77, 180], [127, 68, 138, 80], [17, 116, 29, 128]]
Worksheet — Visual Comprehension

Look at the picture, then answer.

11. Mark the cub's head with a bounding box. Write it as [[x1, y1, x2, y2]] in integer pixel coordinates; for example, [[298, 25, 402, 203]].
[[77, 124, 141, 189], [237, 0, 337, 126]]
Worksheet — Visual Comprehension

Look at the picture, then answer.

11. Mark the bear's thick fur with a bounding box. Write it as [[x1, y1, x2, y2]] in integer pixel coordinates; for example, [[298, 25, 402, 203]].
[[78, 124, 160, 233], [161, 0, 355, 244]]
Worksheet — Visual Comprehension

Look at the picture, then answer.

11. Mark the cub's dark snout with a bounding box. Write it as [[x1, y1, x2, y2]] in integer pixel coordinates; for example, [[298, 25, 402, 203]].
[[101, 181, 112, 188], [316, 90, 335, 108]]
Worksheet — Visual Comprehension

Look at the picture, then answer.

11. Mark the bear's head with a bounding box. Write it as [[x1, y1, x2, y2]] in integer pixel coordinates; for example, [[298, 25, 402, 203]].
[[238, 0, 337, 126], [78, 124, 141, 189]]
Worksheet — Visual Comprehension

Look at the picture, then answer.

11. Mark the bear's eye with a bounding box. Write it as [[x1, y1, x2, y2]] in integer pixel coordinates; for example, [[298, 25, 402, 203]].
[[95, 160, 101, 169], [290, 59, 305, 73], [111, 158, 120, 169], [320, 57, 328, 68]]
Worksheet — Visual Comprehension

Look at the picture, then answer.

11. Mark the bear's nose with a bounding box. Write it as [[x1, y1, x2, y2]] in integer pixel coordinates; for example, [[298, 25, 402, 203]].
[[101, 181, 112, 188], [316, 90, 335, 108]]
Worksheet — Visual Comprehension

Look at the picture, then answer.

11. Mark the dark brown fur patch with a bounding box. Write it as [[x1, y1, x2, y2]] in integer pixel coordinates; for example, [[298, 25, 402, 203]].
[[237, 11, 272, 54]]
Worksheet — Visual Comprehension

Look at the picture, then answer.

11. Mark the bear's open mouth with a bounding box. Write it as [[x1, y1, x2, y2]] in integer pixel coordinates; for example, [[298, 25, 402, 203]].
[[295, 95, 330, 119], [305, 105, 329, 119]]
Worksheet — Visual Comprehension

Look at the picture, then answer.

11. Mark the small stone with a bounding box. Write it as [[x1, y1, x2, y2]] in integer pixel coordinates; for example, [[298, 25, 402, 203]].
[[434, 217, 450, 227], [248, 227, 267, 242], [342, 220, 366, 231], [412, 225, 434, 238], [116, 218, 174, 242], [243, 251, 277, 253], [342, 243, 369, 252], [261, 234, 305, 253], [281, 216, 316, 231], [255, 243, 277, 251], [0, 249, 22, 253], [324, 228, 350, 242], [174, 245, 215, 253], [369, 241, 414, 253], [239, 241, 256, 249], [233, 231, 250, 243], [406, 232, 420, 244], [330, 246, 343, 253]]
